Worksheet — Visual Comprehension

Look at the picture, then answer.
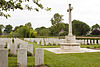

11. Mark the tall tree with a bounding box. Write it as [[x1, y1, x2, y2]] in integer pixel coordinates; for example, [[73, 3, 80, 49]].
[[50, 13, 63, 26], [50, 23, 66, 36], [91, 24, 100, 30], [25, 22, 32, 28], [72, 20, 90, 36], [11, 22, 37, 38], [4, 24, 13, 34], [50, 13, 66, 36], [35, 26, 50, 36]]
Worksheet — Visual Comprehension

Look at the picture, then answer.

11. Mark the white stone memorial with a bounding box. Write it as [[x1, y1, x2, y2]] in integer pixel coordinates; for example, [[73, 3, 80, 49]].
[[17, 48, 27, 67], [35, 48, 44, 66], [10, 43, 17, 55], [0, 49, 8, 67], [27, 44, 33, 55], [60, 4, 80, 52]]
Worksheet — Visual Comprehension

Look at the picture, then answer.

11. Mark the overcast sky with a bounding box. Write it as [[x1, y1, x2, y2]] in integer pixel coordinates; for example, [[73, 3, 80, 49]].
[[0, 0, 100, 29]]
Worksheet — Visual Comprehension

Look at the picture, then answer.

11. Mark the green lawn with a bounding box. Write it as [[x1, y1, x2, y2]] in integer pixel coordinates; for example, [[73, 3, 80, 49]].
[[81, 45, 100, 48], [8, 42, 100, 67]]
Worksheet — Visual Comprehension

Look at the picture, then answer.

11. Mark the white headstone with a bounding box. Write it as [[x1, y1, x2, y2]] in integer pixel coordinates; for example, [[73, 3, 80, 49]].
[[27, 44, 33, 55], [0, 45, 4, 49], [35, 48, 44, 66], [20, 44, 27, 49], [10, 43, 17, 55], [0, 49, 8, 67], [17, 48, 27, 67]]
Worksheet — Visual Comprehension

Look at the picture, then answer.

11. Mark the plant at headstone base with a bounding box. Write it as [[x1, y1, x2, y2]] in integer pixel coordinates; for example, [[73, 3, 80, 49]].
[[27, 51, 32, 56], [32, 64, 49, 67], [58, 44, 60, 46], [4, 42, 8, 48], [8, 53, 17, 57], [39, 40, 41, 45], [86, 46, 90, 48], [12, 38, 14, 43], [97, 45, 100, 48], [44, 40, 46, 46], [17, 44, 20, 48], [53, 43, 56, 46], [49, 43, 52, 46], [94, 46, 97, 48], [48, 42, 51, 46]]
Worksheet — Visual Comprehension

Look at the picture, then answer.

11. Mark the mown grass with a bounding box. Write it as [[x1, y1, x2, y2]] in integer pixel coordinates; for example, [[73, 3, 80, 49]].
[[81, 45, 100, 48], [8, 42, 100, 67], [44, 51, 100, 67]]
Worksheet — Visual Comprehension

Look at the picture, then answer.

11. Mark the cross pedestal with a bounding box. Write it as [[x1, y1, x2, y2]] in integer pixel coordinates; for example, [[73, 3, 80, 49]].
[[60, 4, 80, 52]]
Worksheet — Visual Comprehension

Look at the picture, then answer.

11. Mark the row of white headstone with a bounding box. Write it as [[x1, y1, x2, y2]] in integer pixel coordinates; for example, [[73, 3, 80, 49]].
[[77, 39, 100, 45], [0, 38, 33, 55], [0, 38, 44, 67], [24, 38, 65, 46], [0, 47, 44, 67], [24, 38, 100, 45]]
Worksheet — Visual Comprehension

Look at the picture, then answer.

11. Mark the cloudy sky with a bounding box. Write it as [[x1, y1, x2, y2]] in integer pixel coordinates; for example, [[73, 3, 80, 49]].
[[0, 0, 100, 29]]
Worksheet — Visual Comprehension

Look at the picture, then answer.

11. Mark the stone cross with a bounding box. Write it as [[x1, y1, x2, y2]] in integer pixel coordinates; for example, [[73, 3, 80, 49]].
[[67, 4, 73, 36]]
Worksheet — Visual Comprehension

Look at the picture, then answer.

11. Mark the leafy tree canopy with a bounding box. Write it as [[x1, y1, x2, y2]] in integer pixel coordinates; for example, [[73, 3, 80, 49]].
[[50, 13, 63, 26], [0, 0, 51, 18], [10, 22, 37, 38], [91, 24, 100, 30], [35, 26, 50, 36], [4, 24, 13, 34], [72, 20, 90, 36]]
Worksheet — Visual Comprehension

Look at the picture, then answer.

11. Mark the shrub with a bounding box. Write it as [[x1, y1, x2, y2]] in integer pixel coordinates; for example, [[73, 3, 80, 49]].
[[86, 46, 90, 48], [27, 51, 32, 56], [4, 42, 8, 48], [12, 38, 14, 43], [8, 53, 17, 57], [17, 44, 20, 48], [53, 43, 56, 46]]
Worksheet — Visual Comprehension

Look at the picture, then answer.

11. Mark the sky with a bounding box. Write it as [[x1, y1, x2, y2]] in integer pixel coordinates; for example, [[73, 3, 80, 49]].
[[0, 0, 100, 29]]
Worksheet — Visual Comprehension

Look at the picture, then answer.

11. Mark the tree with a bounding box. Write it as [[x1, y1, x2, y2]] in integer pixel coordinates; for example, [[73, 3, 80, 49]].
[[4, 24, 13, 34], [72, 20, 90, 36], [25, 22, 32, 29], [39, 28, 50, 36], [13, 26, 20, 32], [50, 13, 63, 26], [35, 26, 50, 36], [91, 24, 100, 30], [29, 29, 37, 38], [0, 0, 51, 18], [0, 25, 4, 35], [50, 13, 66, 36], [50, 23, 66, 36], [10, 22, 37, 38]]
